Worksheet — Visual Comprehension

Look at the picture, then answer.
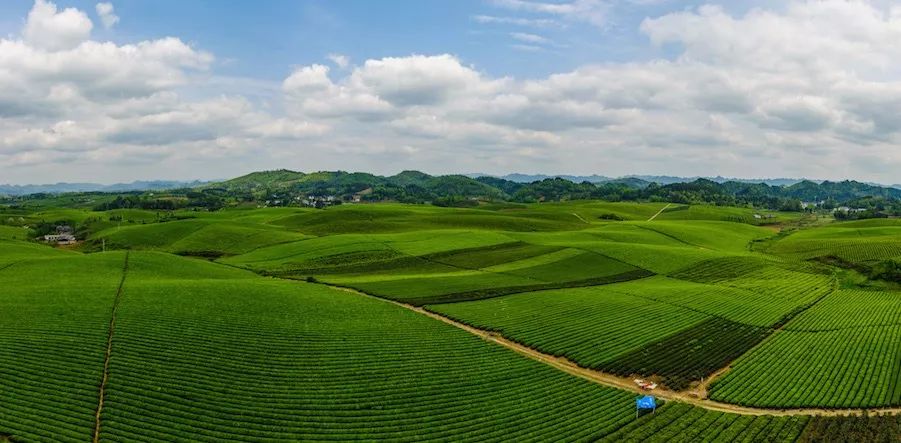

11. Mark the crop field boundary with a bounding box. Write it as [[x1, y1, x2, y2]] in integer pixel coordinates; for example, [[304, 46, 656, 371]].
[[396, 269, 655, 305], [384, 238, 653, 287], [633, 223, 708, 250], [386, 241, 568, 283], [273, 264, 654, 306], [0, 261, 21, 274], [315, 282, 901, 418], [771, 275, 838, 330], [784, 321, 901, 333], [611, 287, 772, 329], [92, 252, 130, 443], [269, 239, 561, 286], [267, 239, 656, 305], [608, 275, 838, 399]]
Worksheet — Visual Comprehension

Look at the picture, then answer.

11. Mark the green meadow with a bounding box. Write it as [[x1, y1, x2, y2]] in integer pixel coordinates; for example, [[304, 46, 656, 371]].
[[1, 200, 899, 441]]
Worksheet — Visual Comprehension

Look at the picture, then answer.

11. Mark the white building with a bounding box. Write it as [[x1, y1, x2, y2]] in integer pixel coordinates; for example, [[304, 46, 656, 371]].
[[43, 233, 76, 245]]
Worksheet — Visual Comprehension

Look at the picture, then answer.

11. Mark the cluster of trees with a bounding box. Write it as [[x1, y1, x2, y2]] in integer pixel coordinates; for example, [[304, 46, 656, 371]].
[[94, 195, 182, 211], [867, 259, 901, 282], [833, 209, 886, 220], [509, 177, 901, 214], [500, 178, 810, 210], [831, 196, 901, 220], [817, 255, 901, 284], [431, 196, 479, 208], [93, 191, 225, 211], [508, 178, 606, 202], [184, 191, 227, 210], [31, 220, 74, 237]]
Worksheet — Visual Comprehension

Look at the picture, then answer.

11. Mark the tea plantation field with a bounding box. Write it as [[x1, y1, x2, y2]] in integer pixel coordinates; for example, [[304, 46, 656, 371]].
[[765, 219, 901, 264], [1, 201, 899, 441]]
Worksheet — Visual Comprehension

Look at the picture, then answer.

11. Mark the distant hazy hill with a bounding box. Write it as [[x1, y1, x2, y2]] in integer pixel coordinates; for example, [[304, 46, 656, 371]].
[[630, 175, 806, 187], [469, 173, 806, 187], [477, 173, 612, 183], [0, 180, 207, 196]]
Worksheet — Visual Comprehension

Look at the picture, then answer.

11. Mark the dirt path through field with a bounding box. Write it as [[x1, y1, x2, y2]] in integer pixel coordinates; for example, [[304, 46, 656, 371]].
[[571, 212, 590, 224], [647, 203, 672, 221], [693, 364, 732, 400], [325, 284, 901, 418], [93, 252, 129, 443]]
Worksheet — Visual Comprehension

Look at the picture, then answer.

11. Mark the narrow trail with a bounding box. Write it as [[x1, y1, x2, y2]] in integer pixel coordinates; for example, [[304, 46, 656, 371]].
[[92, 252, 130, 443], [571, 212, 590, 224], [647, 203, 672, 221], [324, 284, 901, 418]]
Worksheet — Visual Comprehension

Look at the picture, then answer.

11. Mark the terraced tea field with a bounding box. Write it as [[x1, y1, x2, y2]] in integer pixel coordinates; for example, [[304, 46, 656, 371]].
[[2, 202, 900, 441], [765, 219, 901, 264], [709, 288, 901, 408]]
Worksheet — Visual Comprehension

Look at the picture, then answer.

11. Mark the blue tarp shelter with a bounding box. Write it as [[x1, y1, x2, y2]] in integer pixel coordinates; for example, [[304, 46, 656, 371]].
[[635, 396, 656, 417]]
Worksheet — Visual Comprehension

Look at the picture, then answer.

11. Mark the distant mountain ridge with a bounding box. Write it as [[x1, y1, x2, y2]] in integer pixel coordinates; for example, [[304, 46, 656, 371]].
[[480, 173, 612, 184], [468, 173, 811, 187], [0, 180, 209, 196]]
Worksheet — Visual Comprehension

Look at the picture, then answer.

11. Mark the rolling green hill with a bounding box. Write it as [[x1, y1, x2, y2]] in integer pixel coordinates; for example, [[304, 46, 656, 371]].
[[1, 200, 900, 442]]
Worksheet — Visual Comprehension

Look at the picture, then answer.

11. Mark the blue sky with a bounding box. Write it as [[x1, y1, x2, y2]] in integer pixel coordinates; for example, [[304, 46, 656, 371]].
[[2, 0, 653, 80], [1, 1, 901, 184], [0, 0, 787, 80]]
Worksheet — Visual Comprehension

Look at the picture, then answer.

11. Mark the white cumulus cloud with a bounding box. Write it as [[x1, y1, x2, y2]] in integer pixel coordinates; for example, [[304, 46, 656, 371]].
[[7, 0, 901, 185], [95, 2, 120, 29], [327, 53, 350, 69], [23, 0, 93, 51]]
